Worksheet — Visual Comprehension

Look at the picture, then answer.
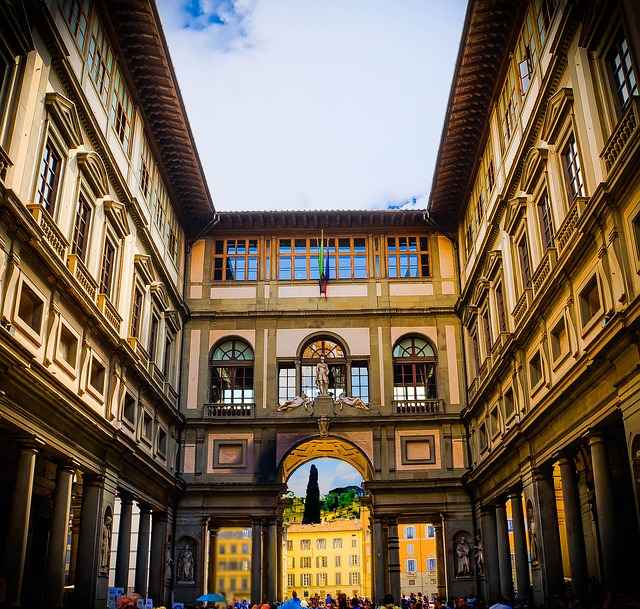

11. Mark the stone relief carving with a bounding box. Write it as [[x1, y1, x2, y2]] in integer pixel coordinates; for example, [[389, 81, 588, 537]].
[[453, 531, 472, 577]]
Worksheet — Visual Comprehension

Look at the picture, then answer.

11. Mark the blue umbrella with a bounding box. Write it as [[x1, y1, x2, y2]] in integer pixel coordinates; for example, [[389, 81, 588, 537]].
[[197, 593, 227, 603]]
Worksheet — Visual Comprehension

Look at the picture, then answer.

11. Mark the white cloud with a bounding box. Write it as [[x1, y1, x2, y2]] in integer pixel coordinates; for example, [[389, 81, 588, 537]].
[[157, 0, 465, 211]]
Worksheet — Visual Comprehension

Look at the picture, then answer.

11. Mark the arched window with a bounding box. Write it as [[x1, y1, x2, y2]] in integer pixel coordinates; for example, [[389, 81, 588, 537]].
[[209, 339, 254, 406], [392, 335, 437, 406]]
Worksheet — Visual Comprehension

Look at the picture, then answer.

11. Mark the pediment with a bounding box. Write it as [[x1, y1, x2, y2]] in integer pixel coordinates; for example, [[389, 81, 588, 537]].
[[77, 151, 109, 197], [504, 195, 528, 236], [164, 310, 181, 332], [485, 250, 503, 280], [134, 254, 155, 285], [103, 197, 130, 238], [45, 92, 83, 148], [471, 278, 490, 307], [519, 146, 549, 193], [541, 88, 574, 145], [462, 305, 478, 328], [150, 282, 170, 310]]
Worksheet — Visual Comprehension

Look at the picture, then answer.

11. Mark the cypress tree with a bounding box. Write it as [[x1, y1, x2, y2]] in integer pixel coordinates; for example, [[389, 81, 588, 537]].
[[302, 464, 321, 524]]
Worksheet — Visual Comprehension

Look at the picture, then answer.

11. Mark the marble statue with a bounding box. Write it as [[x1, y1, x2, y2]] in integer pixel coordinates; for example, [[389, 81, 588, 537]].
[[315, 357, 330, 396], [335, 393, 370, 410], [454, 533, 471, 576], [177, 547, 194, 583], [474, 535, 484, 576], [276, 393, 314, 412], [100, 511, 113, 573]]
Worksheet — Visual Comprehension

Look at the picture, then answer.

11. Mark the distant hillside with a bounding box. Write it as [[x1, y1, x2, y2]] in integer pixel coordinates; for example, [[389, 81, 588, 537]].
[[283, 486, 363, 523]]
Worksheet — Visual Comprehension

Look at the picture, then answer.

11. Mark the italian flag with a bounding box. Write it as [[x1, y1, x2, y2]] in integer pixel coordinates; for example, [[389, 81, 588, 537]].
[[318, 231, 329, 297]]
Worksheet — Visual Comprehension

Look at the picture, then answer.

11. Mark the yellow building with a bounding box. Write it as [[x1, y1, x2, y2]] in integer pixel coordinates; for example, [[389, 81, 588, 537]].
[[398, 524, 438, 598], [216, 528, 252, 601], [284, 515, 371, 600]]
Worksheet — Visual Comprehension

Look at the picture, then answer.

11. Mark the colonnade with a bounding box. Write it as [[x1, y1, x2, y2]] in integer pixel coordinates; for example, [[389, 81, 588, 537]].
[[479, 431, 618, 605]]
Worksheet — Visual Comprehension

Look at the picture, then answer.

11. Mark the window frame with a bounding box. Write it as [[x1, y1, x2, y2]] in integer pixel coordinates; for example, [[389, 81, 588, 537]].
[[392, 334, 438, 404], [560, 132, 586, 201], [13, 275, 47, 345], [386, 235, 430, 279], [528, 349, 544, 393], [71, 192, 93, 264], [549, 312, 570, 366], [578, 273, 604, 333], [209, 338, 255, 406], [213, 237, 260, 282], [129, 279, 145, 340], [55, 317, 81, 376], [536, 189, 555, 251], [86, 13, 114, 106], [87, 352, 107, 401], [607, 28, 639, 115], [60, 0, 91, 54], [35, 133, 65, 218], [98, 227, 119, 300]]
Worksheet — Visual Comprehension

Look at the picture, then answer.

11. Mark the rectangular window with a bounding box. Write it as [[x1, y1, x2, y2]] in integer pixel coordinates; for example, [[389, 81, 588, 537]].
[[62, 0, 90, 51], [499, 68, 517, 146], [164, 330, 175, 377], [148, 311, 159, 362], [301, 556, 311, 569], [495, 282, 507, 333], [17, 282, 44, 335], [490, 407, 500, 437], [316, 538, 326, 550], [407, 559, 417, 572], [122, 392, 136, 426], [349, 554, 359, 566], [335, 572, 341, 586], [168, 224, 178, 262], [427, 558, 437, 572], [405, 526, 416, 539], [349, 572, 360, 586], [579, 275, 601, 327], [110, 67, 133, 153], [36, 139, 62, 214], [278, 363, 296, 405], [301, 574, 311, 587], [550, 316, 569, 361], [518, 45, 534, 94], [335, 555, 341, 568], [99, 235, 117, 298], [535, 0, 556, 46], [470, 322, 480, 375], [142, 410, 153, 441], [58, 323, 79, 368], [86, 17, 113, 105], [350, 362, 369, 403], [609, 31, 638, 110], [287, 574, 295, 587], [333, 538, 342, 549], [529, 351, 543, 388], [518, 234, 532, 288], [387, 236, 429, 278], [537, 191, 554, 249], [130, 286, 144, 338], [157, 427, 167, 458], [427, 525, 435, 538], [562, 134, 585, 199], [503, 387, 515, 419], [71, 196, 92, 262], [487, 159, 495, 192], [479, 423, 488, 451], [481, 308, 493, 356], [300, 539, 311, 551], [89, 356, 106, 395], [214, 239, 259, 281], [633, 213, 640, 259]]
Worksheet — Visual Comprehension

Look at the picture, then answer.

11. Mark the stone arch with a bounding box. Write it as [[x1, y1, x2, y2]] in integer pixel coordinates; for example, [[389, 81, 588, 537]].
[[278, 434, 373, 483], [77, 150, 109, 197], [296, 331, 351, 359]]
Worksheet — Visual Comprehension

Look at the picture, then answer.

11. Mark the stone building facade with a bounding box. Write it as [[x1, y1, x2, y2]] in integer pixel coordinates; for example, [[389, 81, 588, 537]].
[[428, 0, 640, 605]]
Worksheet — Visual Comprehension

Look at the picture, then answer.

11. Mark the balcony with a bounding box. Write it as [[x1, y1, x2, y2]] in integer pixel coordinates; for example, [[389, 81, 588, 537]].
[[27, 204, 68, 263], [149, 361, 165, 386], [393, 399, 442, 415], [127, 336, 150, 369], [66, 254, 97, 300], [531, 247, 557, 293], [512, 287, 532, 327], [164, 380, 179, 406], [601, 96, 640, 173], [205, 403, 255, 417], [96, 293, 121, 333]]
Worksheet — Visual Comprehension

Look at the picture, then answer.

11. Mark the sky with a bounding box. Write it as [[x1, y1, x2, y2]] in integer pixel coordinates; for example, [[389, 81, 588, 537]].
[[287, 458, 363, 497], [157, 0, 466, 211]]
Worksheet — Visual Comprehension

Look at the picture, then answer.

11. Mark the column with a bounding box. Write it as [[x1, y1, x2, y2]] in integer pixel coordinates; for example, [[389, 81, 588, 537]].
[[533, 467, 564, 599], [74, 475, 105, 609], [207, 522, 218, 596], [45, 462, 76, 608], [480, 506, 500, 601], [507, 491, 530, 601], [135, 504, 152, 596], [558, 456, 587, 599], [251, 519, 263, 602], [495, 501, 514, 600], [265, 520, 278, 601], [276, 521, 283, 601], [201, 517, 210, 595], [115, 493, 134, 591], [372, 517, 386, 604], [3, 438, 40, 607], [433, 522, 446, 600], [386, 518, 401, 602], [588, 433, 616, 588], [149, 511, 169, 605]]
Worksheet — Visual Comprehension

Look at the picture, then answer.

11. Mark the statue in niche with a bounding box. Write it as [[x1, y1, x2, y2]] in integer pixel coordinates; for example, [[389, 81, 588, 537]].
[[176, 540, 195, 583], [315, 357, 330, 396], [100, 510, 113, 574], [526, 501, 539, 563], [454, 532, 472, 577], [473, 534, 484, 576], [335, 393, 369, 411], [276, 393, 314, 413]]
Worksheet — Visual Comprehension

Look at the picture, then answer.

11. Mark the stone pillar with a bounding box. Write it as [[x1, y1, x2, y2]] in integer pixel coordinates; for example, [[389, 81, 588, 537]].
[[276, 521, 284, 601], [533, 466, 564, 600], [495, 501, 514, 600], [46, 462, 76, 608], [251, 519, 263, 603], [558, 456, 588, 599], [386, 518, 401, 602], [266, 520, 278, 601], [149, 511, 169, 605], [372, 517, 386, 603], [115, 493, 134, 591], [207, 523, 218, 597], [433, 522, 446, 600], [200, 517, 210, 595], [480, 506, 500, 601], [3, 438, 40, 607], [74, 475, 105, 609], [507, 491, 530, 601], [135, 504, 152, 596], [588, 433, 616, 588]]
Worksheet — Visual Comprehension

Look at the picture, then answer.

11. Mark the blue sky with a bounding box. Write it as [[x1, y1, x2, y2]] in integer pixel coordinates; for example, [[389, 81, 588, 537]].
[[157, 0, 466, 211], [287, 458, 363, 497]]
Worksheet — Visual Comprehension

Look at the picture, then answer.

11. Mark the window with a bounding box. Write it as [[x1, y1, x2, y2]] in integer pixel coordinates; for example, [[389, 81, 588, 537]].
[[516, 9, 538, 95], [634, 212, 640, 259], [609, 31, 638, 110], [518, 233, 532, 288], [406, 543, 414, 554], [86, 17, 113, 104], [498, 68, 517, 146], [479, 423, 488, 452], [214, 239, 259, 281], [427, 558, 437, 572], [71, 196, 92, 262], [579, 275, 601, 327], [17, 282, 44, 335], [287, 540, 293, 551], [278, 363, 296, 404], [142, 410, 153, 442], [407, 559, 417, 573], [287, 574, 295, 587], [349, 572, 360, 586], [426, 525, 435, 538], [333, 538, 342, 549], [148, 311, 160, 362], [157, 427, 167, 458], [209, 339, 254, 405], [335, 555, 341, 568], [392, 336, 437, 403], [89, 356, 106, 395], [111, 67, 133, 152], [336, 237, 368, 279], [535, 0, 556, 46], [529, 351, 543, 388], [562, 134, 585, 199], [349, 554, 359, 566], [405, 526, 416, 540], [503, 387, 515, 420], [168, 224, 178, 262], [300, 539, 311, 551], [487, 159, 495, 192], [36, 139, 62, 214], [335, 573, 341, 586], [537, 191, 554, 249], [122, 392, 136, 427], [351, 537, 357, 548], [301, 574, 311, 587], [470, 323, 480, 375], [386, 236, 429, 278], [490, 406, 500, 437], [316, 538, 326, 550], [163, 330, 175, 377], [99, 234, 117, 298], [550, 316, 569, 361], [518, 44, 534, 94], [301, 337, 346, 398], [481, 308, 492, 356], [130, 286, 144, 338], [62, 0, 90, 50], [58, 323, 79, 369], [317, 573, 327, 587], [495, 282, 507, 333], [350, 362, 369, 403]]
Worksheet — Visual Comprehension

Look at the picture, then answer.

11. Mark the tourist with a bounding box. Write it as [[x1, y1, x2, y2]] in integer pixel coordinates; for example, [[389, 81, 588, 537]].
[[488, 598, 512, 609], [281, 591, 302, 609], [380, 593, 400, 609]]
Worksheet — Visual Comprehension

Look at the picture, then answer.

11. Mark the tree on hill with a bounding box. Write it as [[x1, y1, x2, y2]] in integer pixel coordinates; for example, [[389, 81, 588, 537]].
[[302, 464, 321, 524]]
